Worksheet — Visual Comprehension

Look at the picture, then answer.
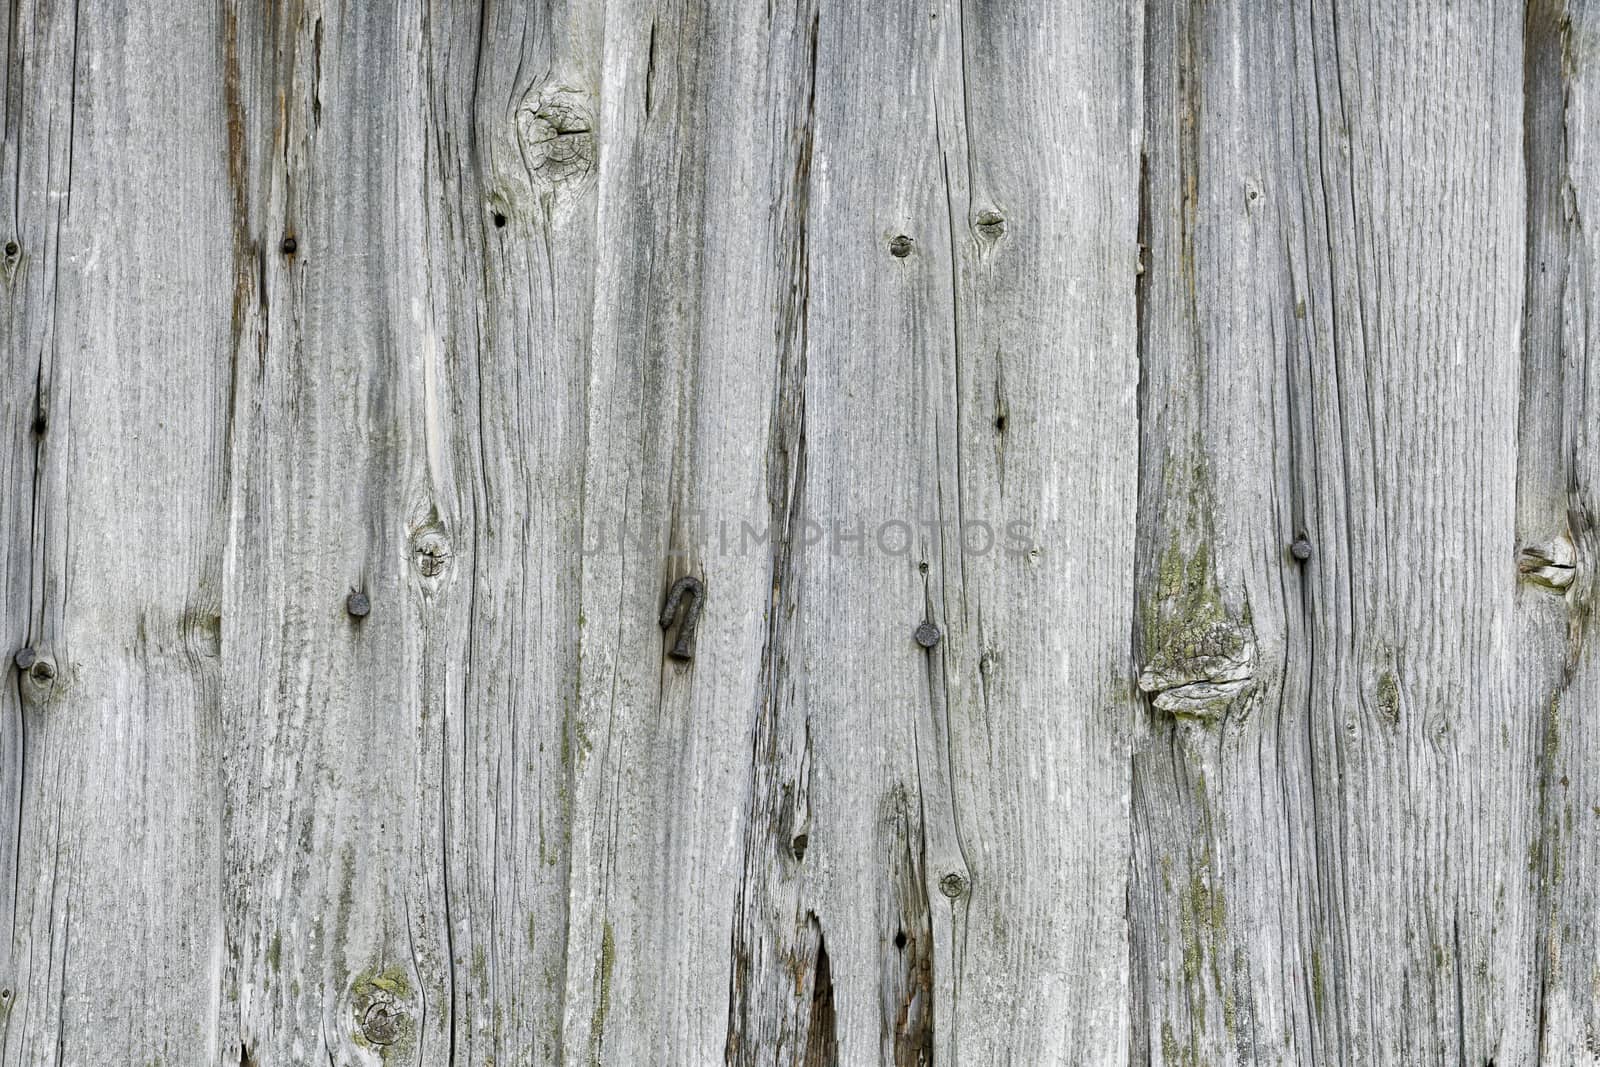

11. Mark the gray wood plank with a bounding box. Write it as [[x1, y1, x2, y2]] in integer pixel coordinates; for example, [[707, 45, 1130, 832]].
[[930, 0, 1143, 1060], [218, 1, 598, 1063], [1525, 1, 1600, 1060], [0, 2, 232, 1062], [1132, 2, 1543, 1064], [563, 0, 817, 1060]]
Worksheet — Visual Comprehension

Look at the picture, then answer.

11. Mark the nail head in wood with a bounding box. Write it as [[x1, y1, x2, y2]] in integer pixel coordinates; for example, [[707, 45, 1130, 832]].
[[347, 591, 371, 618], [1290, 538, 1312, 561], [659, 575, 705, 660], [914, 621, 942, 648], [13, 648, 35, 670], [280, 235, 297, 255]]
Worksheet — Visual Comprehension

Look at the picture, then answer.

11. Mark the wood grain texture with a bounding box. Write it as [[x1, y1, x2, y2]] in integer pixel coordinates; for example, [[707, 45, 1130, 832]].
[[1, 1, 233, 1061], [2, 0, 1597, 1064]]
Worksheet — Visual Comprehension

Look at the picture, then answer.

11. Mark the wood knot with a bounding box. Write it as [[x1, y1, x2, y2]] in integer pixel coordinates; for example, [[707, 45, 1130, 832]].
[[14, 649, 54, 686], [1519, 532, 1576, 591], [974, 210, 1005, 239], [938, 871, 968, 898], [1138, 543, 1256, 720], [516, 87, 596, 194], [411, 528, 453, 580], [351, 966, 413, 1051], [362, 1002, 399, 1045], [889, 234, 914, 258]]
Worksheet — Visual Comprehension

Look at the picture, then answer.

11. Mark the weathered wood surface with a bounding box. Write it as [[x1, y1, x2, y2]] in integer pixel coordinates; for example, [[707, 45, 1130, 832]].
[[1, 0, 1597, 1064]]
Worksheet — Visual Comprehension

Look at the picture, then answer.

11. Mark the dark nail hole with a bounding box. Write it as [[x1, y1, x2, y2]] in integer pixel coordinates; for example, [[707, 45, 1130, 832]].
[[280, 236, 297, 255], [492, 212, 507, 229], [994, 414, 1007, 432], [889, 234, 913, 258], [791, 833, 808, 861], [31, 413, 46, 435], [918, 561, 929, 574], [893, 930, 907, 950], [3, 241, 17, 259]]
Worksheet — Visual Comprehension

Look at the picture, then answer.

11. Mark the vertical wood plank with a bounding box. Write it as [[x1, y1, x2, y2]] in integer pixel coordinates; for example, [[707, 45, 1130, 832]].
[[0, 2, 232, 1061], [1526, 0, 1600, 1059], [722, 0, 1142, 1061], [563, 0, 814, 1061], [930, 0, 1143, 1060], [1132, 2, 1539, 1063], [221, 0, 599, 1062]]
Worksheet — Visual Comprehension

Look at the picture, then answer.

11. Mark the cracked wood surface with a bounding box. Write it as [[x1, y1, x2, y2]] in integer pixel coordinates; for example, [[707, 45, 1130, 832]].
[[1, 0, 1598, 1064]]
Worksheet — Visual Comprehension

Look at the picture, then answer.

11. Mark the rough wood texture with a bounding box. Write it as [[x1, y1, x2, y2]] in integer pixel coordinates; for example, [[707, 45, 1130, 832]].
[[2, 0, 1598, 1064]]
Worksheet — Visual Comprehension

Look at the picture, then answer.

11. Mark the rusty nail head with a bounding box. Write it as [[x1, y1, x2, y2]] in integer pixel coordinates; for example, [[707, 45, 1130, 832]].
[[280, 235, 297, 255], [660, 575, 705, 660]]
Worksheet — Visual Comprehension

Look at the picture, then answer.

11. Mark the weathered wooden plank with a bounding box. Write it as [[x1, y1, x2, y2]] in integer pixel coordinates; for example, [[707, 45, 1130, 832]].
[[218, 5, 447, 1061], [1525, 1, 1600, 1059], [1131, 4, 1328, 1062], [563, 0, 820, 1060], [929, 0, 1143, 1060], [219, 1, 600, 1063], [1133, 2, 1540, 1064], [0, 2, 232, 1062]]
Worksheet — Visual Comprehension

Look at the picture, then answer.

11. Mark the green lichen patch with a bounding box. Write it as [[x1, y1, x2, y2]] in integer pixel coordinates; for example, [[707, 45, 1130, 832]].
[[589, 921, 616, 1066], [1375, 671, 1401, 725], [1177, 850, 1227, 1030]]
